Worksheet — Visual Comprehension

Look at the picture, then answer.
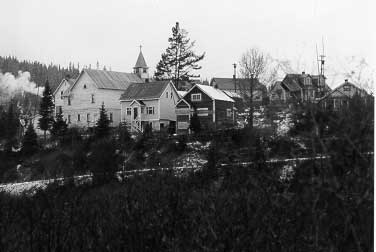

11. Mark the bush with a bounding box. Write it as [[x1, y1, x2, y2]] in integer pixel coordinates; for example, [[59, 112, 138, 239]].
[[88, 139, 119, 184]]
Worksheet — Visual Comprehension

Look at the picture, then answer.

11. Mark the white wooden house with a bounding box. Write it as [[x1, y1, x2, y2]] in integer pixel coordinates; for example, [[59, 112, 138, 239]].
[[119, 80, 180, 132], [55, 49, 149, 128], [53, 77, 75, 116]]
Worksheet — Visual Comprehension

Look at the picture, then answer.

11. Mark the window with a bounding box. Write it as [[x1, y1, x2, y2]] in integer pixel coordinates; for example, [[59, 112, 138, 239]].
[[110, 113, 113, 122], [147, 107, 155, 115], [91, 94, 95, 103], [343, 85, 351, 91], [126, 108, 131, 116], [68, 115, 71, 124], [87, 113, 90, 122], [166, 92, 168, 98], [171, 92, 173, 99], [191, 93, 202, 102], [84, 84, 87, 89], [77, 114, 80, 121], [197, 107, 209, 116], [226, 108, 232, 118], [68, 97, 71, 106], [143, 68, 147, 73], [60, 91, 63, 99], [56, 106, 62, 116], [141, 107, 145, 114]]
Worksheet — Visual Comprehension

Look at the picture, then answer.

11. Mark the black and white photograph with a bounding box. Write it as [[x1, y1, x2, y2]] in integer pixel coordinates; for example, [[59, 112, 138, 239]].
[[0, 0, 374, 250]]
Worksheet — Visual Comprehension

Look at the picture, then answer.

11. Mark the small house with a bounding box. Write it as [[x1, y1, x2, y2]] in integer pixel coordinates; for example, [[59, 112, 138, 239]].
[[176, 84, 235, 134], [119, 80, 180, 133]]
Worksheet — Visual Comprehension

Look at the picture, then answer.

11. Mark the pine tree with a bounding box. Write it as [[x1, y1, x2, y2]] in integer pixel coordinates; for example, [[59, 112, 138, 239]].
[[22, 123, 38, 156], [95, 103, 110, 139], [38, 80, 55, 141], [154, 22, 205, 88], [51, 109, 68, 141]]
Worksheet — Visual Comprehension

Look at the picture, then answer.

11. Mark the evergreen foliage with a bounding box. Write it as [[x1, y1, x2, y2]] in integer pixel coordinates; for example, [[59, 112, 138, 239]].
[[21, 123, 38, 156], [3, 102, 20, 151], [38, 80, 55, 140], [154, 22, 205, 88], [118, 122, 132, 151], [51, 109, 68, 141], [0, 55, 80, 91], [89, 139, 118, 184], [94, 103, 111, 139]]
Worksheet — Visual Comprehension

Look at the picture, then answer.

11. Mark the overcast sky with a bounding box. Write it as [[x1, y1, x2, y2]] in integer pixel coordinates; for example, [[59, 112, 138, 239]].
[[0, 0, 375, 87]]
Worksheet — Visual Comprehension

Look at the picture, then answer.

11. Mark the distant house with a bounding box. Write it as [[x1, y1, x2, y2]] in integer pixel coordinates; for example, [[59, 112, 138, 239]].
[[210, 77, 267, 108], [279, 72, 330, 103], [176, 84, 235, 134], [119, 80, 180, 133], [55, 49, 149, 128], [269, 81, 287, 103], [318, 79, 368, 110], [53, 77, 75, 116]]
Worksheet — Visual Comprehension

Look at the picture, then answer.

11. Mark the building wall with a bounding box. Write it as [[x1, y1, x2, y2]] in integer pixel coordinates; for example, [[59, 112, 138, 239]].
[[120, 99, 160, 131], [159, 82, 180, 121], [54, 80, 70, 114], [62, 72, 125, 127]]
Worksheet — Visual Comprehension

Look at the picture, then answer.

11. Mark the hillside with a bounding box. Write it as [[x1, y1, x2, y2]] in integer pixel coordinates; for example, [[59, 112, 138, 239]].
[[0, 56, 80, 91]]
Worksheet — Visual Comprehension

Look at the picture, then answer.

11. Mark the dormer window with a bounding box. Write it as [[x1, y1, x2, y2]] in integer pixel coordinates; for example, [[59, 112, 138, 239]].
[[191, 93, 202, 102], [143, 68, 147, 73]]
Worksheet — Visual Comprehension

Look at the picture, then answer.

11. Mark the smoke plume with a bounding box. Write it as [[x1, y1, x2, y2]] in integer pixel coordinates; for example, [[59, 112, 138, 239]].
[[0, 71, 43, 101]]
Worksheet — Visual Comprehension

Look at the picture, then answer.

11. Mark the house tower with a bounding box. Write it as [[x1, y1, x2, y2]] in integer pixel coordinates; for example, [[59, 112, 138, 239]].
[[134, 45, 149, 82]]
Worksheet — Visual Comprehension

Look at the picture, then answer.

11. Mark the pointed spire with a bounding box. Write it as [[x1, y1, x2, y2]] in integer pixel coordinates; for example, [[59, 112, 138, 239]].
[[134, 45, 148, 69]]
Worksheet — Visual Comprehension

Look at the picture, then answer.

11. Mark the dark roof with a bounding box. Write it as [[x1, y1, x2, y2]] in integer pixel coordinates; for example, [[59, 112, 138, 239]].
[[83, 69, 143, 90], [120, 80, 170, 100], [134, 51, 148, 68], [210, 78, 266, 92], [280, 74, 303, 92]]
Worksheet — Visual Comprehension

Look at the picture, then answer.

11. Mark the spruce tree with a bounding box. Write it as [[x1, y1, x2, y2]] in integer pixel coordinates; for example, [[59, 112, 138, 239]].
[[4, 102, 20, 151], [95, 103, 110, 139], [22, 123, 38, 156], [38, 80, 54, 141], [154, 22, 205, 88], [51, 109, 68, 141]]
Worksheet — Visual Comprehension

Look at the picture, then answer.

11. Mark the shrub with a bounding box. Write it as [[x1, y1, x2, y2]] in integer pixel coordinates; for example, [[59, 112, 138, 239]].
[[88, 139, 119, 184]]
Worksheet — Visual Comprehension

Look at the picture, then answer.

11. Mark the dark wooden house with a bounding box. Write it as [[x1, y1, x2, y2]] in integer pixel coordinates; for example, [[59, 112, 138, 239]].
[[176, 84, 235, 134]]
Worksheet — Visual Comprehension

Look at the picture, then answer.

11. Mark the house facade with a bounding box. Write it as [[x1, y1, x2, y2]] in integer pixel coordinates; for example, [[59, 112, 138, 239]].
[[318, 79, 368, 110], [54, 49, 148, 128], [176, 84, 235, 134], [119, 80, 180, 132], [277, 72, 330, 103], [53, 77, 75, 116]]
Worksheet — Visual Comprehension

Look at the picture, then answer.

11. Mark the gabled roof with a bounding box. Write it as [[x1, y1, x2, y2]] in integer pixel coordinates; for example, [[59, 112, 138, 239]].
[[53, 78, 76, 95], [222, 90, 242, 99], [280, 74, 303, 92], [186, 84, 234, 102], [134, 50, 148, 69], [71, 69, 143, 91], [319, 81, 367, 101], [177, 90, 187, 98], [210, 77, 266, 92], [120, 80, 171, 100]]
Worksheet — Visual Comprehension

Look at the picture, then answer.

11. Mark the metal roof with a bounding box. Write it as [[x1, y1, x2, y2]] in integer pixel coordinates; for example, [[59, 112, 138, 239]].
[[83, 69, 143, 90], [120, 80, 170, 100]]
